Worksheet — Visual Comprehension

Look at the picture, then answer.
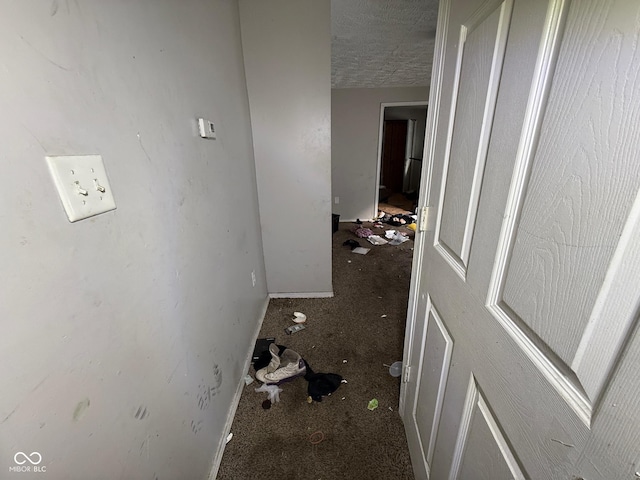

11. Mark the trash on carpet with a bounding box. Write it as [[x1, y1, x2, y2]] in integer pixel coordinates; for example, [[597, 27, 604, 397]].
[[366, 235, 388, 245], [285, 323, 306, 335], [253, 343, 343, 404], [304, 360, 343, 402], [309, 431, 325, 445], [352, 247, 370, 255], [367, 399, 379, 411], [354, 227, 373, 238], [244, 374, 255, 385], [388, 214, 416, 226], [342, 239, 361, 250], [292, 311, 307, 323], [388, 361, 403, 377], [226, 433, 233, 444], [255, 383, 283, 403], [389, 232, 410, 245], [377, 210, 417, 226], [252, 337, 276, 362]]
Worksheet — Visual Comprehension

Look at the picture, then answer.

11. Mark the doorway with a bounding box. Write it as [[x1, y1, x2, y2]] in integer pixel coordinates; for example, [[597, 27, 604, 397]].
[[375, 102, 428, 217]]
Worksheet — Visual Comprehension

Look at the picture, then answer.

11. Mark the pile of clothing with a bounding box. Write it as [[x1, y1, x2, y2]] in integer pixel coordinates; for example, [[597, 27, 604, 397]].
[[377, 211, 417, 227], [254, 343, 343, 403]]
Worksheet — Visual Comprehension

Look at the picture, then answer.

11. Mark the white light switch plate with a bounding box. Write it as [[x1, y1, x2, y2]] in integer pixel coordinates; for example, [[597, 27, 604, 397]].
[[197, 118, 216, 139], [46, 155, 116, 222]]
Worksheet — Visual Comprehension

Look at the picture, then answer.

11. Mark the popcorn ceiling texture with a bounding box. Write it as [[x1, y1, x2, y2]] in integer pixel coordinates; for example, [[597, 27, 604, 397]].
[[332, 0, 439, 88]]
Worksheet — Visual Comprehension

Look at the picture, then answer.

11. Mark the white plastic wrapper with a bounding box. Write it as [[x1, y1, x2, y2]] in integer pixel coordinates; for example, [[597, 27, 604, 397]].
[[255, 384, 283, 403]]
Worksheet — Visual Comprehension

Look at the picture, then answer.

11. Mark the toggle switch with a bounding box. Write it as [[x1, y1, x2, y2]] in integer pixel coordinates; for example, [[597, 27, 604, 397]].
[[94, 179, 106, 193], [75, 182, 89, 196]]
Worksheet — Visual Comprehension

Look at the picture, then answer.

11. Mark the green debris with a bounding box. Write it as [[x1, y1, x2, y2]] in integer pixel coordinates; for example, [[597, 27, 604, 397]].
[[367, 398, 379, 411]]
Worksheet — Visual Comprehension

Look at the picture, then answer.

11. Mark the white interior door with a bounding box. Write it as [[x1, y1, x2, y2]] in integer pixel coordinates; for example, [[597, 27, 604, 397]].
[[401, 0, 640, 478]]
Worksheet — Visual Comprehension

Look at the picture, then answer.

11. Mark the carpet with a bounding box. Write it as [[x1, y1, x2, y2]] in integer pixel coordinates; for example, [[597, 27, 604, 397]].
[[216, 222, 416, 480]]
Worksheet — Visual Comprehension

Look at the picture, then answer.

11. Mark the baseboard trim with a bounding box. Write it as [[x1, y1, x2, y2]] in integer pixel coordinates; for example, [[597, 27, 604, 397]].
[[269, 291, 334, 299], [340, 218, 373, 223], [207, 295, 270, 480]]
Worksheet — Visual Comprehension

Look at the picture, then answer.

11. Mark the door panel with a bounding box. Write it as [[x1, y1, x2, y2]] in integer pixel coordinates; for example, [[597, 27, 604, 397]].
[[412, 298, 453, 477], [402, 0, 640, 478], [452, 376, 525, 480], [436, 0, 511, 275]]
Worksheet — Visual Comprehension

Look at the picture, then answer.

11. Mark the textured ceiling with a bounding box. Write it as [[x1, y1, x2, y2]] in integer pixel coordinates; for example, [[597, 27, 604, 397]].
[[331, 0, 439, 89]]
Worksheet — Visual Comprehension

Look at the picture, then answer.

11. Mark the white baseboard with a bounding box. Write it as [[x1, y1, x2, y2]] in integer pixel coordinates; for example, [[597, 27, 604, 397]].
[[340, 218, 373, 223], [207, 295, 270, 480], [268, 291, 334, 299]]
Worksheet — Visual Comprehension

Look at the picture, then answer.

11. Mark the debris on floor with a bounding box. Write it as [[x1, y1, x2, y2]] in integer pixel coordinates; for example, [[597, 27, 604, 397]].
[[367, 399, 379, 411], [309, 431, 325, 445], [352, 247, 370, 255], [354, 227, 373, 238], [255, 384, 283, 403], [305, 361, 343, 402], [342, 239, 361, 250], [256, 344, 306, 383], [388, 361, 403, 377], [388, 214, 416, 226], [284, 323, 307, 335], [366, 235, 388, 245], [285, 323, 306, 335], [244, 374, 254, 385], [252, 343, 343, 404], [377, 210, 417, 227], [292, 311, 307, 323], [252, 337, 276, 362], [384, 230, 409, 245]]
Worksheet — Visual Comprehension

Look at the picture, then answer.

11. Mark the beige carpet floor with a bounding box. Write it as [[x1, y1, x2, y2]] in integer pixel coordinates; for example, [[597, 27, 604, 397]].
[[217, 221, 416, 480]]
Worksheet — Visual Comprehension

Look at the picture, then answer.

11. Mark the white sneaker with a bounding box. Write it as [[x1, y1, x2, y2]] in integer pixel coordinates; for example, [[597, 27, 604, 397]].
[[255, 343, 281, 383], [260, 348, 306, 385]]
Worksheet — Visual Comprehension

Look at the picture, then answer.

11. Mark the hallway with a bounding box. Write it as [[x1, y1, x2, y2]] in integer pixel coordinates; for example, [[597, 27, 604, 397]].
[[217, 223, 416, 479]]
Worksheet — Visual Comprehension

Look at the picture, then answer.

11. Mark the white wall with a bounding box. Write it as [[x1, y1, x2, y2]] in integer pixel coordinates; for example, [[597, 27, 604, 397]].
[[332, 87, 429, 221], [239, 0, 333, 297], [0, 2, 267, 479]]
